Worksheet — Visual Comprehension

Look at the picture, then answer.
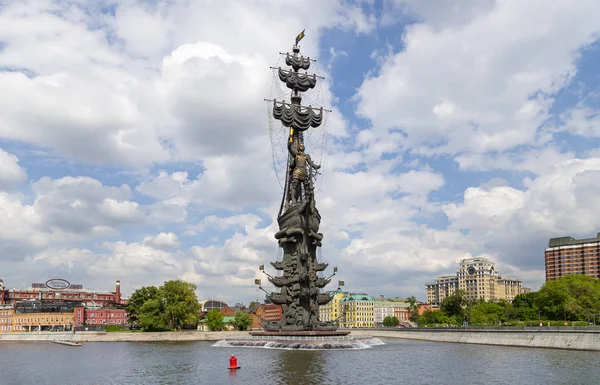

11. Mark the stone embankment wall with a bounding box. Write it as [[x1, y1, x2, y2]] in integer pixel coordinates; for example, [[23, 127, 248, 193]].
[[352, 329, 600, 351], [0, 331, 249, 342], [2, 329, 599, 351]]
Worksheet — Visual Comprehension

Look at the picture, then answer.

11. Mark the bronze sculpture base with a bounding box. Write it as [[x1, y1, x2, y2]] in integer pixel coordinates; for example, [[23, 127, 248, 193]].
[[249, 331, 350, 337]]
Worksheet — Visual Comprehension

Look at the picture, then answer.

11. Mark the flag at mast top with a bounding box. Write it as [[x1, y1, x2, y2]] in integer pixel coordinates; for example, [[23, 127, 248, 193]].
[[295, 29, 305, 46]]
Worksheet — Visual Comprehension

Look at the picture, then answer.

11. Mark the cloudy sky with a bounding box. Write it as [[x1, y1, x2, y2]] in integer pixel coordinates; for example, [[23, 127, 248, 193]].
[[1, 0, 600, 304]]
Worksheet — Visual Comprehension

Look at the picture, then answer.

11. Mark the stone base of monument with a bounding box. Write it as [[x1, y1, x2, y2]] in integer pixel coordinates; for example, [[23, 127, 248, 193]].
[[213, 332, 384, 350], [249, 331, 350, 337]]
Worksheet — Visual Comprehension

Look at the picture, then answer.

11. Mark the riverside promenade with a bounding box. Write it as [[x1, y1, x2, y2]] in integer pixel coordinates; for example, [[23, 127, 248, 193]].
[[2, 328, 599, 351]]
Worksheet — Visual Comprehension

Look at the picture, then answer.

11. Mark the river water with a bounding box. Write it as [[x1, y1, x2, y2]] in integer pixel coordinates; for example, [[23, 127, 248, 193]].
[[0, 338, 598, 385]]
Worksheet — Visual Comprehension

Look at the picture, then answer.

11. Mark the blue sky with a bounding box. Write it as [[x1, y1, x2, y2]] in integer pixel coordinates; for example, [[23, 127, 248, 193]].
[[1, 0, 600, 304]]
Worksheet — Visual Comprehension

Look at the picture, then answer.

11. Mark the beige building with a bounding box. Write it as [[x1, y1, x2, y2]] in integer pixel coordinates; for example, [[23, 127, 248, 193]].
[[0, 304, 75, 332], [425, 275, 458, 305], [319, 291, 346, 324], [426, 257, 523, 305], [339, 294, 374, 328]]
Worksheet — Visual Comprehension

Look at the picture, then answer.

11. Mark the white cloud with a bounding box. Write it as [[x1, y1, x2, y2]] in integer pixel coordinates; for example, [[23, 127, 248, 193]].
[[32, 176, 139, 234], [443, 158, 600, 280], [2, 1, 600, 304], [0, 149, 27, 190], [0, 0, 368, 166], [144, 232, 181, 249], [556, 107, 600, 138], [357, 0, 600, 157]]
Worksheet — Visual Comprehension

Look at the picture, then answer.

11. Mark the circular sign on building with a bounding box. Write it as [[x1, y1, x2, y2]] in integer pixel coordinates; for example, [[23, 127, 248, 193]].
[[45, 278, 71, 290]]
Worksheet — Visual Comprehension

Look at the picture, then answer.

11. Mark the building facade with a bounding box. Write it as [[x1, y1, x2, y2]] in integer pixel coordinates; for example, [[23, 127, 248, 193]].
[[0, 279, 123, 306], [426, 257, 523, 305], [1, 301, 78, 332], [545, 234, 600, 281], [425, 275, 458, 305], [78, 308, 128, 326], [319, 291, 346, 323], [372, 298, 411, 326], [199, 299, 229, 313], [256, 304, 282, 323], [339, 294, 374, 328]]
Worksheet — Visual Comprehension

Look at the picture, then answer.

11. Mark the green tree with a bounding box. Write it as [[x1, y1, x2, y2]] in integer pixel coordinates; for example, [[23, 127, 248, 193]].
[[419, 309, 455, 326], [233, 311, 252, 331], [126, 286, 159, 326], [383, 316, 400, 327], [535, 274, 600, 321], [248, 301, 260, 312], [406, 296, 419, 323], [441, 290, 468, 319], [512, 292, 538, 309], [138, 297, 168, 331], [159, 280, 201, 331], [125, 280, 200, 331], [205, 309, 224, 331], [468, 301, 509, 325]]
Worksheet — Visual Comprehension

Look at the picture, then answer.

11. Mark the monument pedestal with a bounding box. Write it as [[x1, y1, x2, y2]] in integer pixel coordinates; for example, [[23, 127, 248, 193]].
[[249, 331, 350, 337]]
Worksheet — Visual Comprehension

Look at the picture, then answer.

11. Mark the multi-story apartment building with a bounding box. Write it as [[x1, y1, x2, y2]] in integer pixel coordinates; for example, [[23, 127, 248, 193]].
[[319, 290, 346, 323], [339, 294, 374, 328], [545, 233, 600, 280], [425, 275, 458, 305], [426, 257, 523, 305]]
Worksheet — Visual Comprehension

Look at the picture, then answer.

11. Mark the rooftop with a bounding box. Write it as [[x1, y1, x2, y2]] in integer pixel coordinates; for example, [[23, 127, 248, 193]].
[[548, 233, 600, 247], [341, 294, 374, 302]]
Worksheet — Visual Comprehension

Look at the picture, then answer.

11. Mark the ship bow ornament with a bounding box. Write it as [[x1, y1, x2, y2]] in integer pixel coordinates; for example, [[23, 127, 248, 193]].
[[257, 31, 340, 332]]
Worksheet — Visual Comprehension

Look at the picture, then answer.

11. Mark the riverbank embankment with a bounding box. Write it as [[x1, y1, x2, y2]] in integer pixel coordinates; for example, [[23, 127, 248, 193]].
[[0, 331, 249, 342], [351, 329, 600, 351], [2, 329, 599, 351]]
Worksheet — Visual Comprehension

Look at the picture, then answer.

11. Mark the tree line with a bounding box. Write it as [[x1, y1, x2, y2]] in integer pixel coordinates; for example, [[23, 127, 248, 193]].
[[125, 279, 254, 332], [419, 274, 600, 326], [126, 280, 201, 331]]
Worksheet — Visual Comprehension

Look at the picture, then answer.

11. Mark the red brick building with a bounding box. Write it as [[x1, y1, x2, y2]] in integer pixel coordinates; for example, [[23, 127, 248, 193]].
[[545, 234, 600, 280], [256, 304, 282, 322], [75, 307, 128, 326], [0, 279, 123, 306], [219, 307, 237, 317]]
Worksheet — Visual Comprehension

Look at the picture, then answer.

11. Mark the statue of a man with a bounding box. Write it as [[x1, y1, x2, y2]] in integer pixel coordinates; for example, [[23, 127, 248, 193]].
[[288, 142, 320, 205]]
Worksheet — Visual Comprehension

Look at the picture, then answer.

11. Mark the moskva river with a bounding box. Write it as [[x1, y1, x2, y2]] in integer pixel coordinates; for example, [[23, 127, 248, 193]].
[[1, 338, 598, 385]]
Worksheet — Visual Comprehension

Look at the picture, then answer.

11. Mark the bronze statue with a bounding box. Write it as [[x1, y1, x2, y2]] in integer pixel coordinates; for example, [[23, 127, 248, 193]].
[[255, 31, 341, 334], [288, 142, 320, 205]]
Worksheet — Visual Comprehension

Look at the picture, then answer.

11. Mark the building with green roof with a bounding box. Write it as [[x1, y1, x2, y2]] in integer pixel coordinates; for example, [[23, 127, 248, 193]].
[[339, 294, 374, 328], [373, 298, 411, 326], [197, 316, 236, 331]]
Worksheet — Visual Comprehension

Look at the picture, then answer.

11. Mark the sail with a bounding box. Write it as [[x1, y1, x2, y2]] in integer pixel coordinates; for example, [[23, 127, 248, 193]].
[[278, 68, 317, 92], [272, 100, 323, 131], [285, 53, 310, 71]]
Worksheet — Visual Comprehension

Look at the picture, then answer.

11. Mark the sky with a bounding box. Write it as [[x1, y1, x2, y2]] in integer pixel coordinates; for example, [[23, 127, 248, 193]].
[[1, 0, 600, 304]]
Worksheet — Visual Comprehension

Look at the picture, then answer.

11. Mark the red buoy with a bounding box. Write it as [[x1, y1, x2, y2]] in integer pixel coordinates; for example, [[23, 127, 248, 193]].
[[228, 355, 240, 370]]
